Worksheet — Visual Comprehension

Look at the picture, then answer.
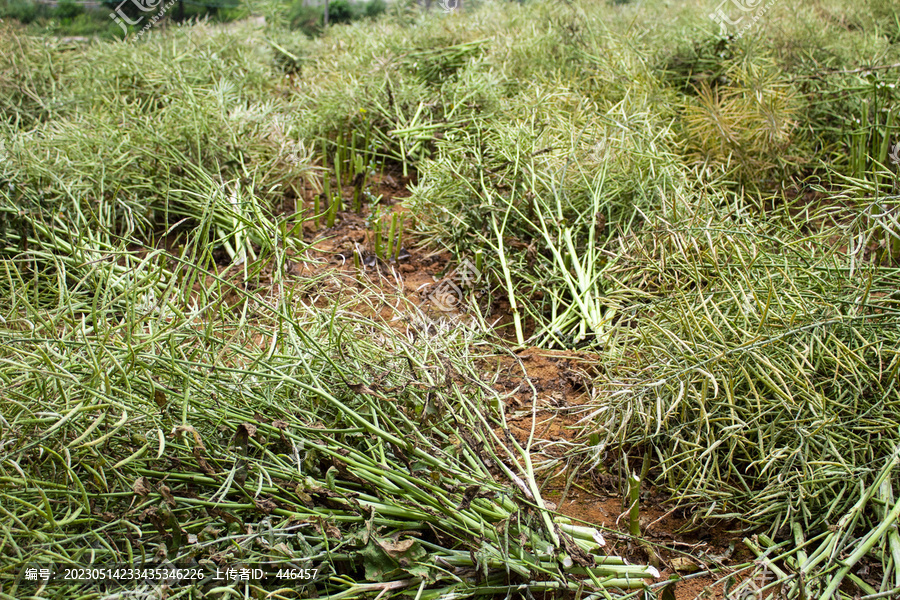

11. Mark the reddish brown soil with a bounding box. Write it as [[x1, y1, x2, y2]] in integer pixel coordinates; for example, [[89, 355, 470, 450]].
[[483, 352, 750, 600]]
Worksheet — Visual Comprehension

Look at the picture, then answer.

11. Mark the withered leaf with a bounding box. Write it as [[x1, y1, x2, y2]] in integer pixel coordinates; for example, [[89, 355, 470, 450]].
[[133, 477, 152, 497], [560, 531, 594, 567], [159, 485, 176, 507], [347, 382, 377, 395], [325, 523, 341, 540], [458, 485, 481, 511], [234, 459, 248, 486], [671, 557, 700, 573], [173, 425, 206, 451], [192, 446, 218, 477], [255, 498, 278, 514], [237, 422, 257, 438], [206, 506, 242, 525], [376, 538, 416, 557]]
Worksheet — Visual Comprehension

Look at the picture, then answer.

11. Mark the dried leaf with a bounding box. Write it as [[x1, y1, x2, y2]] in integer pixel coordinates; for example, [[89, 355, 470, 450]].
[[237, 422, 257, 438], [192, 446, 218, 477], [159, 485, 176, 507], [377, 538, 416, 557], [671, 557, 700, 573], [347, 382, 377, 395], [173, 425, 205, 450], [133, 476, 151, 497]]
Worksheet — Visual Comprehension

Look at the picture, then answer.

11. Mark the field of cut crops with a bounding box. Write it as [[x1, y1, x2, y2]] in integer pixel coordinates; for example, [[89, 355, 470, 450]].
[[1, 1, 900, 599]]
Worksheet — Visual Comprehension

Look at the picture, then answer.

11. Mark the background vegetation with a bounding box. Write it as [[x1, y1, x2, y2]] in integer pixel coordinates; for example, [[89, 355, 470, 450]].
[[1, 0, 900, 598], [0, 0, 387, 38]]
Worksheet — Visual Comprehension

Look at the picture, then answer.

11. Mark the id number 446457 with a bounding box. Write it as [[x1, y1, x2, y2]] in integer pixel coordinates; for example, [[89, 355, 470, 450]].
[[275, 568, 318, 580]]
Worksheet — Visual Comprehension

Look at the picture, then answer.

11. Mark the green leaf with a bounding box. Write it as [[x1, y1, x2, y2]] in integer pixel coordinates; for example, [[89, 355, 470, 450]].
[[359, 537, 429, 581], [660, 581, 677, 600]]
